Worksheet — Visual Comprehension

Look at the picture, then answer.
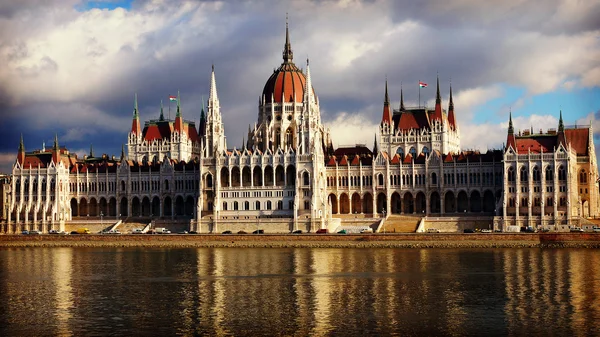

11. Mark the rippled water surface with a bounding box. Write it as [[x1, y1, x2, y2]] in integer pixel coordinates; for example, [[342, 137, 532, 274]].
[[1, 248, 600, 336]]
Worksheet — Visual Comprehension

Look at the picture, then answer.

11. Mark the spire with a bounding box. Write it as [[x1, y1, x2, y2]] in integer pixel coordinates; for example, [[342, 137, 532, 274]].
[[131, 93, 141, 134], [304, 58, 313, 105], [18, 133, 24, 153], [558, 110, 564, 132], [400, 83, 405, 111], [89, 144, 94, 158], [506, 109, 516, 151], [282, 14, 293, 63], [380, 79, 393, 126], [436, 74, 441, 105], [159, 99, 164, 121], [120, 143, 125, 160], [17, 134, 25, 165], [448, 83, 456, 130], [52, 133, 60, 164], [208, 65, 219, 107], [242, 137, 245, 150], [199, 95, 206, 137], [508, 110, 514, 134], [53, 133, 59, 150], [373, 134, 378, 155], [176, 90, 181, 118]]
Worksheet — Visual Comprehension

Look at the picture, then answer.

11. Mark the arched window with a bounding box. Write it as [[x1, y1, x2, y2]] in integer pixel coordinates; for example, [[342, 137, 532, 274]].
[[409, 147, 417, 157], [304, 201, 310, 210], [422, 146, 429, 155], [164, 180, 169, 191], [545, 166, 553, 181], [378, 174, 384, 186], [303, 172, 309, 186], [431, 173, 437, 185], [255, 201, 261, 210], [222, 202, 228, 211], [580, 169, 587, 183], [266, 201, 272, 210], [558, 166, 566, 181], [520, 167, 528, 182], [396, 147, 404, 160], [532, 167, 540, 182], [234, 201, 239, 211], [244, 201, 250, 210], [206, 174, 213, 188], [277, 201, 283, 210]]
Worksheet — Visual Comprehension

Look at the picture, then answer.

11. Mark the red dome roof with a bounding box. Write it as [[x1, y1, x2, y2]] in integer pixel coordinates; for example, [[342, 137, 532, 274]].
[[262, 63, 306, 104]]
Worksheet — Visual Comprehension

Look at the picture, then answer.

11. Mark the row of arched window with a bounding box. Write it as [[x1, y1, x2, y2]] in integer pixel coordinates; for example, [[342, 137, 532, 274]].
[[507, 166, 568, 182], [328, 176, 373, 187], [15, 178, 55, 193], [222, 200, 295, 211]]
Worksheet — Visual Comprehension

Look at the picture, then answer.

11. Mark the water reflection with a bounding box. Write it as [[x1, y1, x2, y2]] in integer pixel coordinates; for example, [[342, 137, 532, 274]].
[[0, 248, 599, 336]]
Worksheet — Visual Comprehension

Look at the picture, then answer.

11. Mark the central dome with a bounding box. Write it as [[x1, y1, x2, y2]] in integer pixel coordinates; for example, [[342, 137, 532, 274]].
[[261, 23, 308, 104]]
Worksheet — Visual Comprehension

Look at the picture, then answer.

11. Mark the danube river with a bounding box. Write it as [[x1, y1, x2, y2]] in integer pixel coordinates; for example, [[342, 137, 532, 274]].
[[1, 247, 599, 336]]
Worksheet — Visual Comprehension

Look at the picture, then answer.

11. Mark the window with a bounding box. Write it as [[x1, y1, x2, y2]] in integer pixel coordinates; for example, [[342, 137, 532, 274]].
[[266, 201, 272, 210], [255, 201, 261, 210], [507, 167, 515, 182], [545, 166, 553, 181], [206, 174, 213, 188], [558, 166, 566, 181], [304, 201, 310, 210], [580, 169, 587, 183], [277, 201, 283, 210], [244, 201, 249, 210], [303, 172, 309, 186], [520, 167, 528, 182], [223, 202, 228, 211], [234, 201, 239, 211], [396, 147, 404, 160], [532, 167, 540, 182], [422, 146, 429, 155], [409, 147, 417, 157], [378, 174, 384, 186]]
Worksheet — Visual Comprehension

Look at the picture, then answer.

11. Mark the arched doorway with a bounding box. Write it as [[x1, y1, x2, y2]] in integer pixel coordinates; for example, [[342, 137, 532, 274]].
[[231, 167, 241, 187], [445, 191, 456, 213], [264, 166, 274, 186], [470, 191, 481, 212], [89, 198, 98, 216], [430, 192, 441, 213], [376, 193, 386, 213], [120, 197, 128, 216], [242, 167, 251, 187], [79, 198, 88, 217], [483, 190, 495, 213], [391, 192, 401, 214], [457, 191, 468, 213], [253, 166, 263, 186], [163, 196, 172, 217], [328, 194, 338, 214], [175, 196, 184, 216], [109, 198, 116, 216], [141, 197, 151, 216], [70, 198, 78, 217], [275, 165, 285, 186], [286, 165, 296, 186], [221, 167, 230, 187], [131, 197, 140, 216], [363, 193, 373, 214], [99, 198, 108, 216], [403, 193, 414, 214], [185, 196, 194, 216], [415, 192, 426, 215], [352, 193, 362, 213], [152, 197, 160, 216], [340, 193, 350, 214]]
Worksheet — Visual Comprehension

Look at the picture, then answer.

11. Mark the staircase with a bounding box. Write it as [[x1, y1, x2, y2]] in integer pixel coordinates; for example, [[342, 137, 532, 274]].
[[379, 215, 421, 233]]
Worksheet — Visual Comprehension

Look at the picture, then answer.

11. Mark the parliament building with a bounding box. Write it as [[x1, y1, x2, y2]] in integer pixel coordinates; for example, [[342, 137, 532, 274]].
[[4, 25, 599, 234]]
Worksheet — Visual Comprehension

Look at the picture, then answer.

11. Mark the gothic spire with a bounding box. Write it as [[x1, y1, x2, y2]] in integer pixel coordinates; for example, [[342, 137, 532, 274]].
[[120, 143, 125, 160], [373, 134, 378, 155], [208, 65, 219, 108], [89, 144, 94, 158], [131, 93, 141, 134], [159, 99, 164, 121], [448, 82, 456, 130], [435, 74, 441, 105], [53, 133, 59, 150], [176, 90, 181, 118], [508, 109, 514, 134], [558, 109, 564, 132], [304, 58, 313, 105], [283, 14, 293, 63], [134, 93, 139, 118], [384, 78, 390, 105], [400, 83, 405, 111], [18, 133, 24, 153]]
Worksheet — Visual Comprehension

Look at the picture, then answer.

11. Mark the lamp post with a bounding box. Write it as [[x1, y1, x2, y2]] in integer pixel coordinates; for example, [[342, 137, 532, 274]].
[[100, 211, 103, 228], [382, 208, 387, 234]]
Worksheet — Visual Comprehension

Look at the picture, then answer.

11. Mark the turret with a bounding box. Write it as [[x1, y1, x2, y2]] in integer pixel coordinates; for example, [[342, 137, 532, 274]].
[[52, 133, 60, 164], [399, 84, 405, 111], [159, 99, 165, 121], [448, 83, 456, 130], [131, 93, 141, 135], [380, 80, 393, 127], [174, 90, 183, 132], [17, 134, 25, 165], [432, 75, 443, 122], [557, 110, 566, 146], [506, 110, 516, 150], [283, 16, 293, 63]]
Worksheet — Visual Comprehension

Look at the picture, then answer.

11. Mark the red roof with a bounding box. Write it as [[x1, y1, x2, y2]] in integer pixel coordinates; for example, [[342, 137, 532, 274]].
[[339, 155, 348, 166], [394, 109, 431, 131], [262, 63, 309, 103], [565, 128, 589, 155], [350, 156, 360, 165], [514, 135, 558, 154], [326, 156, 337, 166], [390, 154, 400, 164]]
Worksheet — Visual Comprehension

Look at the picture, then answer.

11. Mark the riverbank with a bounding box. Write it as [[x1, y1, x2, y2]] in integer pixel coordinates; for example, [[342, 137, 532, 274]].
[[1, 233, 600, 248]]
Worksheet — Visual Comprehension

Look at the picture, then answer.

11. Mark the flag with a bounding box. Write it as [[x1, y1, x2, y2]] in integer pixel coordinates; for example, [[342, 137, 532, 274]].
[[419, 82, 428, 88], [169, 95, 177, 101]]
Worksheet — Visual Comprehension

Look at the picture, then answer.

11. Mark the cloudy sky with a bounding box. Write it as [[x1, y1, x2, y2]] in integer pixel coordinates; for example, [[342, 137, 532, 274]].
[[0, 0, 599, 173]]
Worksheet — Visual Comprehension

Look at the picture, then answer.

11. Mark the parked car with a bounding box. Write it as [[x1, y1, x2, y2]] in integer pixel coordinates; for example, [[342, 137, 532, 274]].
[[480, 229, 492, 233], [570, 227, 584, 232], [463, 229, 475, 233], [292, 230, 303, 234], [189, 231, 198, 234], [252, 229, 264, 234], [49, 229, 59, 234], [521, 226, 535, 233], [337, 229, 347, 234], [427, 228, 440, 233], [237, 231, 248, 234], [593, 226, 600, 232], [361, 228, 374, 233], [70, 231, 78, 235], [106, 229, 121, 234], [21, 230, 29, 235], [222, 230, 232, 234], [29, 230, 42, 235], [132, 228, 143, 234], [178, 230, 189, 234], [316, 229, 328, 234]]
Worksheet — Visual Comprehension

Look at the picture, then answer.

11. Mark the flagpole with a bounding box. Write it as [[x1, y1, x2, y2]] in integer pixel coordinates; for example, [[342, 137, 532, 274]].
[[418, 80, 421, 108]]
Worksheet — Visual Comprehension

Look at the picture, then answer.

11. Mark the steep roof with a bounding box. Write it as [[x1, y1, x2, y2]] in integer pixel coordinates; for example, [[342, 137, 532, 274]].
[[514, 134, 558, 154], [565, 128, 589, 156]]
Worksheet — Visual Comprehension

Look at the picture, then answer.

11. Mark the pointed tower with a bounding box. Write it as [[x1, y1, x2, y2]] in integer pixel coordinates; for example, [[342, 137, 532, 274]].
[[557, 110, 566, 146], [206, 65, 226, 155], [283, 17, 293, 64], [159, 99, 165, 121], [174, 90, 184, 133], [380, 80, 393, 126], [448, 83, 456, 130], [17, 134, 25, 165], [52, 133, 60, 164], [432, 75, 444, 122], [199, 97, 206, 138], [399, 84, 405, 111], [373, 134, 379, 155], [131, 93, 141, 135], [506, 110, 516, 150], [120, 143, 126, 161], [89, 144, 94, 158]]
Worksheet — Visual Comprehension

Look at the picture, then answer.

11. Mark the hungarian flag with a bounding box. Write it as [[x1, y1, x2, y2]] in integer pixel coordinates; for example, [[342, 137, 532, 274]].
[[419, 82, 428, 88], [169, 95, 177, 101]]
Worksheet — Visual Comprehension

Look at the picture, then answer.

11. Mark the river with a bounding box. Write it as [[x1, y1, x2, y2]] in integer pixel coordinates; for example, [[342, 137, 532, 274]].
[[0, 247, 599, 336]]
